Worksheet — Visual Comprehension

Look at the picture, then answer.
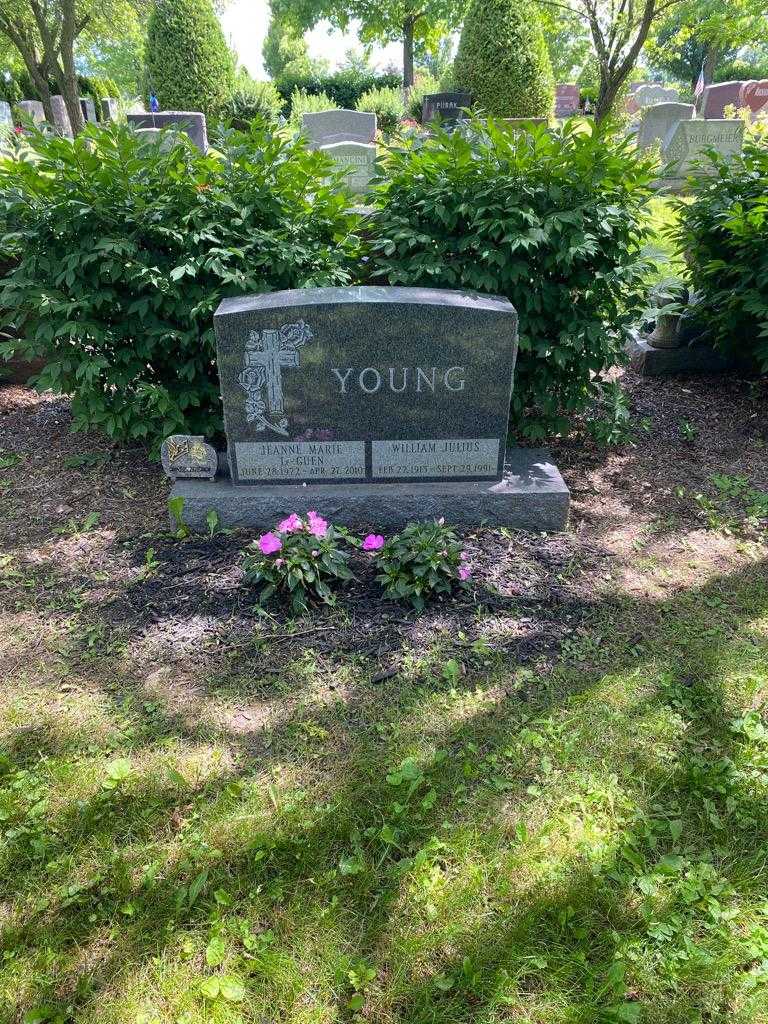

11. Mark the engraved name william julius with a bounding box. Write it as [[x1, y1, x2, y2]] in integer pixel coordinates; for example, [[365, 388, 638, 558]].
[[331, 366, 466, 394]]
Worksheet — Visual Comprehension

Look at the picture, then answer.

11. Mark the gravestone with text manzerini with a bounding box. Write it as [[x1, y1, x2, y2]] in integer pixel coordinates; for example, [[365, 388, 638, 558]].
[[422, 93, 472, 124], [167, 287, 569, 532]]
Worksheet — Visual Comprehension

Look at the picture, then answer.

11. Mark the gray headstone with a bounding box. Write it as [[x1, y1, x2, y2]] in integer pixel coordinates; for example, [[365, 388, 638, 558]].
[[699, 81, 746, 118], [50, 96, 73, 138], [161, 435, 218, 480], [0, 101, 11, 126], [637, 102, 695, 150], [301, 109, 376, 148], [634, 84, 679, 108], [101, 97, 119, 121], [213, 286, 518, 487], [555, 84, 580, 117], [661, 119, 744, 188], [422, 92, 471, 123], [126, 111, 208, 153], [79, 97, 97, 123], [134, 127, 187, 152], [320, 141, 377, 193], [17, 100, 45, 124]]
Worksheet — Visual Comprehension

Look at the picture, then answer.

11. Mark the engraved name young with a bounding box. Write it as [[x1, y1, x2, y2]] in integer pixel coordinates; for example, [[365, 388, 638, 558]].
[[214, 287, 518, 486]]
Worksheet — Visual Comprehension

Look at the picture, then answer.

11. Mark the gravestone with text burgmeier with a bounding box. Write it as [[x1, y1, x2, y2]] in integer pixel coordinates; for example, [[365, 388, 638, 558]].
[[165, 286, 569, 532], [660, 119, 744, 190]]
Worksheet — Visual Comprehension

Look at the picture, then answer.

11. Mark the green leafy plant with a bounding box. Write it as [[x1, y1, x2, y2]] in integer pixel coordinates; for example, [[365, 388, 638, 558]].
[[373, 520, 471, 611], [672, 142, 768, 371], [143, 0, 235, 119], [0, 123, 359, 449], [289, 88, 339, 133], [168, 496, 190, 539], [454, 0, 555, 118], [367, 117, 654, 439], [356, 86, 404, 135], [242, 511, 354, 614], [221, 79, 284, 130], [405, 73, 440, 122]]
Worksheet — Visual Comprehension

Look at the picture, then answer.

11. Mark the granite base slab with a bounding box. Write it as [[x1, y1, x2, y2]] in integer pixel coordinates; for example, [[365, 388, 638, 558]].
[[627, 334, 738, 376], [169, 448, 569, 533]]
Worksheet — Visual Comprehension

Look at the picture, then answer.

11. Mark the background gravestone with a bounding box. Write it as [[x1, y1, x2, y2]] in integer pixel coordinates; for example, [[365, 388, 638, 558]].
[[50, 96, 73, 138], [101, 98, 119, 121], [17, 100, 45, 124], [634, 84, 679, 108], [0, 101, 12, 153], [302, 109, 376, 148], [79, 97, 97, 123], [422, 93, 472, 123], [320, 141, 377, 193], [135, 127, 187, 152], [637, 102, 694, 150], [126, 111, 208, 152], [661, 119, 744, 189], [739, 80, 768, 115], [168, 286, 570, 531], [699, 80, 746, 118], [554, 84, 580, 117]]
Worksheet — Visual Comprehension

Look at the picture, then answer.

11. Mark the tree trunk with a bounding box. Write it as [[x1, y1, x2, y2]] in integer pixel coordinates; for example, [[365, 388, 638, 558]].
[[703, 44, 718, 86], [56, 0, 84, 134], [595, 71, 622, 122], [402, 17, 415, 90]]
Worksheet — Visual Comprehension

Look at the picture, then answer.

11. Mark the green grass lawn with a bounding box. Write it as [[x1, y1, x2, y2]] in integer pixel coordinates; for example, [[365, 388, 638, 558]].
[[641, 195, 687, 285], [3, 551, 768, 1023]]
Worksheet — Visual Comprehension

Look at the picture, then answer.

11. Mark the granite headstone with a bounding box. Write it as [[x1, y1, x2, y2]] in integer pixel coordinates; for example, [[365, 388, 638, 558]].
[[422, 92, 472, 123], [50, 95, 73, 138], [637, 101, 694, 150], [17, 100, 45, 124], [302, 109, 376, 148], [739, 80, 768, 115], [101, 97, 119, 121], [126, 111, 208, 152], [320, 141, 377, 192], [160, 435, 218, 480], [634, 84, 679, 108], [79, 97, 97, 123], [699, 80, 745, 118], [661, 119, 744, 188], [555, 84, 580, 117]]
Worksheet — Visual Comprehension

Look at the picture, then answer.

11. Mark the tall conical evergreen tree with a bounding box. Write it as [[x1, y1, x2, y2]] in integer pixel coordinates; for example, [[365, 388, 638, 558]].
[[144, 0, 235, 118], [454, 0, 555, 118]]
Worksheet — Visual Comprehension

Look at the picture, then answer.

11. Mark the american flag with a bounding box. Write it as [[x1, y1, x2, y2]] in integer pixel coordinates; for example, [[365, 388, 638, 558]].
[[694, 66, 705, 99]]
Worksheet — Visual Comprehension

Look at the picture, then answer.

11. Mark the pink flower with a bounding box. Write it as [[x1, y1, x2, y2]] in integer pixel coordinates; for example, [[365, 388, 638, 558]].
[[307, 510, 328, 538], [460, 551, 469, 561], [258, 532, 282, 555], [311, 549, 319, 557], [275, 558, 284, 567], [363, 534, 385, 551], [458, 565, 471, 581], [277, 513, 303, 533]]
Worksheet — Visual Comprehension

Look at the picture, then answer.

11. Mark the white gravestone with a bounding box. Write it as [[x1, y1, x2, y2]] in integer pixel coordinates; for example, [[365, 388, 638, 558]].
[[320, 141, 377, 193], [302, 109, 376, 149], [637, 102, 695, 151], [634, 84, 679, 108], [17, 100, 45, 124], [661, 119, 744, 189], [50, 96, 73, 138]]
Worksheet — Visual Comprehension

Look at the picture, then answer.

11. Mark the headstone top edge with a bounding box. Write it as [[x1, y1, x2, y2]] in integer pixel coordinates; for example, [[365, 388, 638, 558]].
[[214, 286, 516, 319]]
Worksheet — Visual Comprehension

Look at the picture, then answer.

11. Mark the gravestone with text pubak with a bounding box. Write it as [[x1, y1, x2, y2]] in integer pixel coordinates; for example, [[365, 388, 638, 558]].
[[167, 287, 569, 532]]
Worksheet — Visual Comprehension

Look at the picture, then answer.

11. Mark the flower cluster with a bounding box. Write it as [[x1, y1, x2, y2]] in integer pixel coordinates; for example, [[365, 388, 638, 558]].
[[243, 511, 353, 614], [244, 514, 472, 614]]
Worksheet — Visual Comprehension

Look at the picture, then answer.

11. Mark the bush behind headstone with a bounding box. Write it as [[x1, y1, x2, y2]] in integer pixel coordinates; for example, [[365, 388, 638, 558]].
[[365, 118, 656, 439], [0, 123, 360, 447]]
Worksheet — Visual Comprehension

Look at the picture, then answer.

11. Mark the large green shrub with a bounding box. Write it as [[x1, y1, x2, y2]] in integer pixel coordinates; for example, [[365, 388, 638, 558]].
[[144, 0, 235, 119], [222, 79, 284, 130], [356, 86, 404, 135], [454, 0, 554, 118], [673, 143, 768, 371], [276, 68, 402, 114], [406, 73, 440, 122], [0, 123, 359, 446], [366, 118, 655, 438]]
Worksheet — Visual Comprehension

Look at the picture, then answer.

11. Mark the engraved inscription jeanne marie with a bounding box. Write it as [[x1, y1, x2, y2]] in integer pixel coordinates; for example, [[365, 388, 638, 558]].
[[238, 320, 313, 436]]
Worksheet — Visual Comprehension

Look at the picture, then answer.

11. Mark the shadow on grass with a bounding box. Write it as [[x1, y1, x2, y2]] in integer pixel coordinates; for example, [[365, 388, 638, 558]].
[[1, 555, 767, 1022]]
